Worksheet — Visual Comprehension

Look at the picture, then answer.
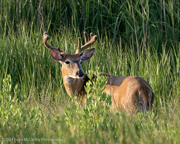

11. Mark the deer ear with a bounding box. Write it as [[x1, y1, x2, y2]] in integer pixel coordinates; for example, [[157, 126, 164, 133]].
[[51, 49, 65, 61], [80, 48, 95, 61]]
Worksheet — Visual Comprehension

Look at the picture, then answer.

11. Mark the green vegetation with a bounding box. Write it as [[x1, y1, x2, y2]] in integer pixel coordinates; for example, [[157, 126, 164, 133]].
[[0, 0, 180, 143]]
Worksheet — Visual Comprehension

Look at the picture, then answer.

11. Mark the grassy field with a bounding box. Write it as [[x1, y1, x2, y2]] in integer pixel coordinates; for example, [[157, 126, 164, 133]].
[[0, 0, 180, 143]]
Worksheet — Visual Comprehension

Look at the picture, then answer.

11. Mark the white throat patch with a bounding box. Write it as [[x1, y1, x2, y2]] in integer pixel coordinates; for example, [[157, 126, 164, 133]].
[[64, 75, 84, 84], [64, 75, 76, 84]]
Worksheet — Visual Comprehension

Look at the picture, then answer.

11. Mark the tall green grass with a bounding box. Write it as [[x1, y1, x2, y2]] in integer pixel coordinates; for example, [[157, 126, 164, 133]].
[[0, 29, 179, 143], [0, 0, 179, 51], [0, 0, 180, 143]]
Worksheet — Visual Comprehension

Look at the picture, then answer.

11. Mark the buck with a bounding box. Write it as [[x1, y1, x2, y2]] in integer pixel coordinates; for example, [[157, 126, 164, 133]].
[[43, 32, 154, 113]]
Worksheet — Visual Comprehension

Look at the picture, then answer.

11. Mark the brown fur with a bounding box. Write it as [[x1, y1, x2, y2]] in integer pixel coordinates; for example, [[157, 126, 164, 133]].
[[102, 75, 154, 113]]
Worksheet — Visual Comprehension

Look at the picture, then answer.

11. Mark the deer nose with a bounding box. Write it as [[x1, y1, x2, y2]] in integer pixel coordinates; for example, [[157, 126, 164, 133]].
[[76, 70, 84, 77]]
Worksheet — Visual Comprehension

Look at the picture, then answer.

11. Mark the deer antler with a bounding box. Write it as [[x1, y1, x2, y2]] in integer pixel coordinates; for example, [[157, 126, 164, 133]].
[[75, 32, 97, 54], [43, 32, 63, 52]]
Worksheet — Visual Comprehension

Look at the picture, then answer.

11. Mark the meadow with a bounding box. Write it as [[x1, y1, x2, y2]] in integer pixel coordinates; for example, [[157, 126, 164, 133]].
[[0, 0, 180, 143]]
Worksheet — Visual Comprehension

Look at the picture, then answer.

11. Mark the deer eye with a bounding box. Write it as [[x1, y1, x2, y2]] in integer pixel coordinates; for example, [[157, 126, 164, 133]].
[[65, 61, 70, 65]]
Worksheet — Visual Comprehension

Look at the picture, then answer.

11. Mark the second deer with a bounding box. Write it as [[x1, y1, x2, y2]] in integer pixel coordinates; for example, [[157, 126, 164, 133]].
[[43, 32, 155, 113]]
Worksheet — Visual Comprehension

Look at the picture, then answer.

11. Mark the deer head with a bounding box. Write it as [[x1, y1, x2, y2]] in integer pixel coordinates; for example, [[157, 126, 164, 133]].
[[43, 32, 97, 79]]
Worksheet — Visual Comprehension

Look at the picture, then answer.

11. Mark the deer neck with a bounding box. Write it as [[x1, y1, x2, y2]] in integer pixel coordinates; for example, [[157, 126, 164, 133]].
[[62, 72, 88, 98]]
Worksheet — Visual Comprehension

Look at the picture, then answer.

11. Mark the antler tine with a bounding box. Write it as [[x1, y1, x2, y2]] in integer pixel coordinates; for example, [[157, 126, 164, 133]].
[[75, 32, 97, 54], [75, 37, 81, 54], [84, 31, 88, 43], [90, 32, 94, 39], [43, 32, 61, 51]]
